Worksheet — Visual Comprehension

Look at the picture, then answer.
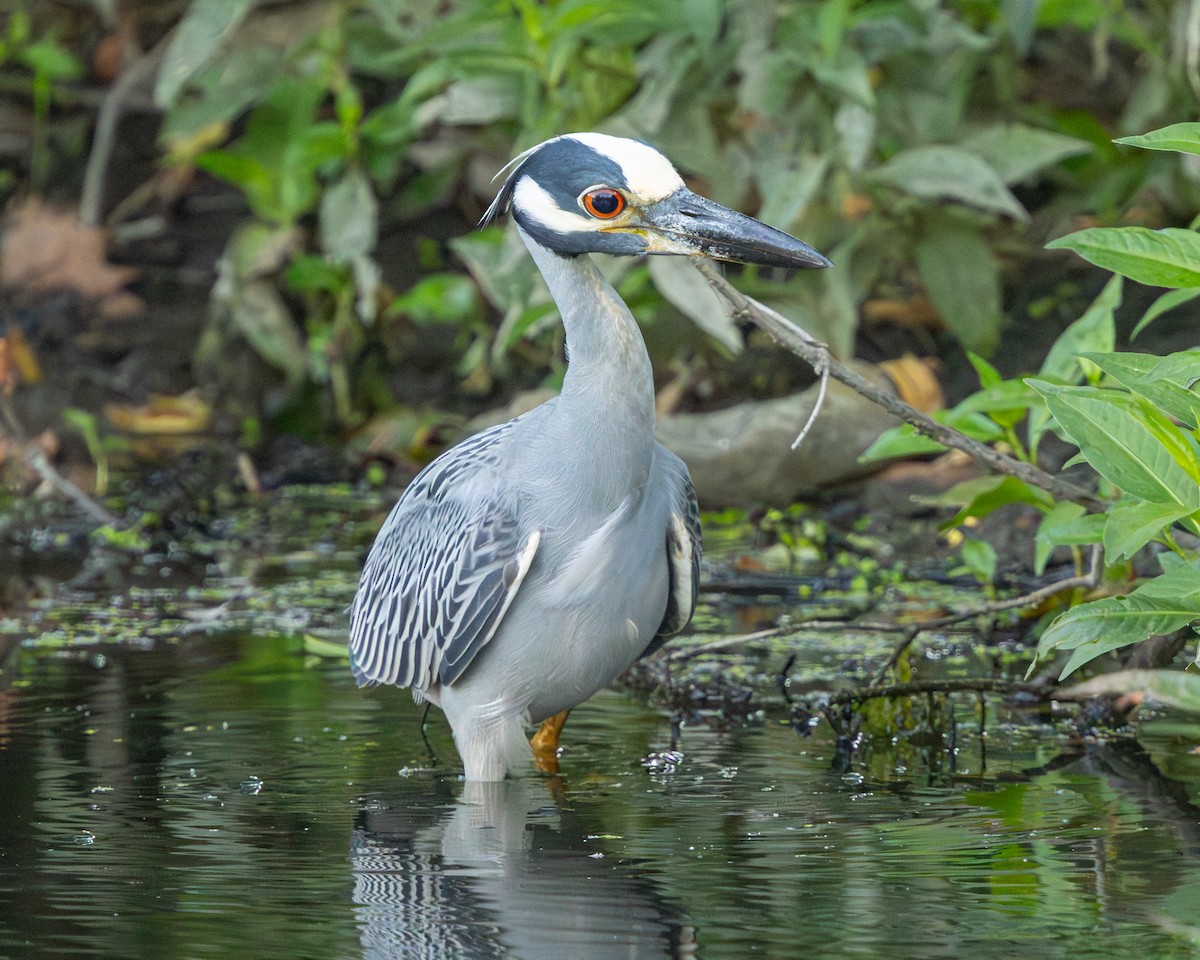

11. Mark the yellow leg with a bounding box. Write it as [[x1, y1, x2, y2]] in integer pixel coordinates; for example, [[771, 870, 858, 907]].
[[531, 709, 570, 774]]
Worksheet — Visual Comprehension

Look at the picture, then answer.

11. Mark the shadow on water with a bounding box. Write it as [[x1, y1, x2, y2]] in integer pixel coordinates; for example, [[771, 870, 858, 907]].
[[351, 779, 693, 958]]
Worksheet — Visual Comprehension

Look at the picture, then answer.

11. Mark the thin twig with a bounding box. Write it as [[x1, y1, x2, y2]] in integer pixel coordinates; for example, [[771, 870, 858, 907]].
[[668, 552, 1100, 678], [668, 627, 790, 663], [80, 37, 170, 228], [0, 397, 120, 528], [818, 676, 1044, 708], [694, 261, 1108, 512], [790, 354, 828, 449]]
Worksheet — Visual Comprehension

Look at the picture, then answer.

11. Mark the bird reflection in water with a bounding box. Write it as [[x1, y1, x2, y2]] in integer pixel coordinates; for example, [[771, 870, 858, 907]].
[[350, 778, 697, 959]]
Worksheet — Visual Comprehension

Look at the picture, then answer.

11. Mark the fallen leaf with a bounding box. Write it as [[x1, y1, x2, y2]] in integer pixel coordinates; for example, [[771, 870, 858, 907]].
[[862, 295, 943, 330], [879, 354, 943, 413], [104, 390, 212, 434], [1, 199, 138, 301]]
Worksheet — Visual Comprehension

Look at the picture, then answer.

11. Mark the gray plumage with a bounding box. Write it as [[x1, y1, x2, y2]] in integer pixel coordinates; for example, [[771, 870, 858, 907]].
[[351, 133, 829, 780]]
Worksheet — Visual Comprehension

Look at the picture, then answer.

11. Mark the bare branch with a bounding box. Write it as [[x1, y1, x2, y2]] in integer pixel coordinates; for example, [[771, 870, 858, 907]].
[[694, 261, 1108, 511]]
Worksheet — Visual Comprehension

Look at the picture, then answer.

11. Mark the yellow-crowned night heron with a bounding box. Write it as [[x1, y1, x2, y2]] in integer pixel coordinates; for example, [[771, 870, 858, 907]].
[[351, 133, 830, 780]]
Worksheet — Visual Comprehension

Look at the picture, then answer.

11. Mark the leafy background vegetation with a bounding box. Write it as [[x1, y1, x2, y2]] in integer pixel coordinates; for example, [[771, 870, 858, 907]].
[[1, 0, 1199, 697]]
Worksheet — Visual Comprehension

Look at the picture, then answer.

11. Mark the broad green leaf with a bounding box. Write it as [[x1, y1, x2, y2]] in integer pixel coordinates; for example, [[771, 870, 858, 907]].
[[954, 378, 1038, 428], [20, 40, 84, 80], [962, 124, 1091, 184], [1028, 380, 1200, 509], [1034, 501, 1105, 574], [1114, 122, 1200, 157], [755, 154, 830, 234], [859, 425, 949, 461], [160, 47, 283, 143], [1146, 350, 1200, 388], [1000, 0, 1039, 54], [320, 169, 378, 264], [649, 257, 742, 353], [1082, 349, 1200, 430], [1103, 499, 1197, 560], [859, 408, 1005, 463], [1046, 227, 1200, 288], [1038, 275, 1120, 381], [871, 146, 1028, 220], [388, 273, 481, 326], [960, 538, 997, 585], [154, 0, 255, 108], [1062, 669, 1200, 713], [967, 352, 1003, 389], [936, 474, 1054, 530], [195, 151, 275, 213], [226, 279, 307, 389], [1040, 592, 1200, 679], [1029, 275, 1121, 458], [915, 218, 1004, 353], [1130, 287, 1200, 339], [449, 228, 540, 314]]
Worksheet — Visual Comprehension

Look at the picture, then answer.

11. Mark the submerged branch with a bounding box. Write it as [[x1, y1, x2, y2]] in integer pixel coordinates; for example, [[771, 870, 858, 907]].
[[816, 676, 1045, 708]]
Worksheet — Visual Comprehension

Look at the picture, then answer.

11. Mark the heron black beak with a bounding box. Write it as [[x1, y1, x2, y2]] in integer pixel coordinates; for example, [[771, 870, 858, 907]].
[[637, 188, 832, 269]]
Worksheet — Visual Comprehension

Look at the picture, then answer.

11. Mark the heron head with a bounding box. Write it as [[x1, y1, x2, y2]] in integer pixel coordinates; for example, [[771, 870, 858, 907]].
[[480, 133, 831, 270]]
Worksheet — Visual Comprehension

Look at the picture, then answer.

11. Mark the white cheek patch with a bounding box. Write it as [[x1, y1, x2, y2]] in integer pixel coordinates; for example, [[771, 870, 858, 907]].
[[566, 133, 684, 202], [513, 177, 595, 234]]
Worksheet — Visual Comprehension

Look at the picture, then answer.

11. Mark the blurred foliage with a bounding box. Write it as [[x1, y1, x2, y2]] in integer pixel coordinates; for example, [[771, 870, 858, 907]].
[[0, 10, 85, 192], [145, 0, 1200, 432], [865, 121, 1200, 689]]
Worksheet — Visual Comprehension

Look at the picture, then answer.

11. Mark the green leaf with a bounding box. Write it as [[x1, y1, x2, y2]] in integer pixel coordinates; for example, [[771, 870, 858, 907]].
[[936, 475, 1054, 530], [960, 538, 997, 585], [154, 0, 255, 108], [859, 424, 950, 461], [1104, 499, 1197, 560], [1034, 501, 1105, 574], [20, 39, 84, 80], [1082, 350, 1200, 430], [1131, 287, 1200, 339], [915, 218, 1004, 353], [1046, 227, 1200, 288], [320, 169, 378, 264], [226, 279, 307, 390], [196, 150, 274, 204], [871, 146, 1028, 220], [160, 47, 283, 143], [1062, 669, 1200, 714], [303, 634, 348, 659], [954, 378, 1038, 428], [1039, 566, 1200, 677], [1029, 380, 1200, 508], [1038, 275, 1119, 381], [649, 257, 741, 353], [962, 123, 1091, 184], [1114, 122, 1200, 157], [967, 352, 1002, 389]]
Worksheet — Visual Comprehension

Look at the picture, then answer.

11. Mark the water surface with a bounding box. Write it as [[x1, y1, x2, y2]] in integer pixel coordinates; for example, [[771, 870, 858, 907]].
[[2, 630, 1199, 959]]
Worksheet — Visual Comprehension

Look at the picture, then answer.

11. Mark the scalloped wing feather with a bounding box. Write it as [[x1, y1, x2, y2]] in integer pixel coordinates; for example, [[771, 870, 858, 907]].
[[349, 423, 539, 692]]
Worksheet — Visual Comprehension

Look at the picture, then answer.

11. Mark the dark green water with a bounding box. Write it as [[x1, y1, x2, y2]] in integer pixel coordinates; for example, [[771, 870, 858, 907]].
[[2, 631, 1199, 959]]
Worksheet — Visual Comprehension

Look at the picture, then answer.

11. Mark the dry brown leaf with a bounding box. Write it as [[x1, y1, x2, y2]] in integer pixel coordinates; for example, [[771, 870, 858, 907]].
[[879, 354, 944, 413], [862, 294, 943, 330], [104, 390, 212, 434], [1, 199, 138, 301]]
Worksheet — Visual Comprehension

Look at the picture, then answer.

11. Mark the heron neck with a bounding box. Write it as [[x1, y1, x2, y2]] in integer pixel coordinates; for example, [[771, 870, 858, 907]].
[[519, 229, 656, 449]]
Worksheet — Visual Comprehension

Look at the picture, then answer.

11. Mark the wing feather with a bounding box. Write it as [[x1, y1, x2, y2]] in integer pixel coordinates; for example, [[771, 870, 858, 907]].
[[349, 422, 539, 692], [655, 446, 702, 640]]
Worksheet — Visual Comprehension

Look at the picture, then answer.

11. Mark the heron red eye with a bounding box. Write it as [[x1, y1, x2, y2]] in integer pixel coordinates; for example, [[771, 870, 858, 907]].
[[582, 188, 625, 219]]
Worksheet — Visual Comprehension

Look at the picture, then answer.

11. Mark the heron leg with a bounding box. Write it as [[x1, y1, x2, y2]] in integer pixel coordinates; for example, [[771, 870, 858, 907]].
[[531, 710, 570, 774]]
